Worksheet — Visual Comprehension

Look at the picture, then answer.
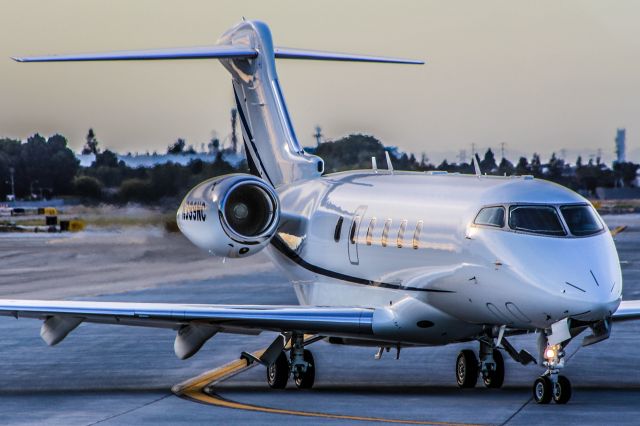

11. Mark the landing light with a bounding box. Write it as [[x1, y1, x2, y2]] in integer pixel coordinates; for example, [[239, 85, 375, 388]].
[[544, 347, 557, 360]]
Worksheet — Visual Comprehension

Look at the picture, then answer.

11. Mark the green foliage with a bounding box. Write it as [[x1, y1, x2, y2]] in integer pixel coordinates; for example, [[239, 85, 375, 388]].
[[2, 129, 640, 203], [167, 138, 186, 154], [0, 133, 78, 198], [74, 175, 102, 199], [314, 134, 433, 173], [82, 128, 99, 155], [94, 149, 120, 168], [119, 178, 155, 203]]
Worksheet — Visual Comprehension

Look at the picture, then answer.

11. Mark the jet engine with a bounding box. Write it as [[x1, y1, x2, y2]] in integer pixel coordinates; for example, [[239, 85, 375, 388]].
[[177, 174, 280, 258]]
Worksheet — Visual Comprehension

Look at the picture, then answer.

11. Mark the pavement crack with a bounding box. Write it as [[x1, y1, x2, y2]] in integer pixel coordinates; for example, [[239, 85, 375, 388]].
[[499, 396, 532, 426], [85, 392, 173, 426]]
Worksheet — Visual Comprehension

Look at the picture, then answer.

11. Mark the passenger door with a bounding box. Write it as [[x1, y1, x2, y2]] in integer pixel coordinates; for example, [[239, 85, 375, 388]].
[[348, 205, 367, 265]]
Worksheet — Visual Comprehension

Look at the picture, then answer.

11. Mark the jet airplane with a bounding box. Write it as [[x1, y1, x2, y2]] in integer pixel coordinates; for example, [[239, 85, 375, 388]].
[[3, 19, 640, 404]]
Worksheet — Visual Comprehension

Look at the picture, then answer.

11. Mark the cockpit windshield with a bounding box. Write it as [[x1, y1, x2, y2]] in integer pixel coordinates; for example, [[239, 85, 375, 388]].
[[560, 205, 603, 236], [508, 205, 566, 236]]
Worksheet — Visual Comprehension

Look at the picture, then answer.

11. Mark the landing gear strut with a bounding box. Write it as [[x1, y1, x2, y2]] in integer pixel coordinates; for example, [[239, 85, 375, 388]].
[[533, 343, 572, 404], [266, 332, 316, 390]]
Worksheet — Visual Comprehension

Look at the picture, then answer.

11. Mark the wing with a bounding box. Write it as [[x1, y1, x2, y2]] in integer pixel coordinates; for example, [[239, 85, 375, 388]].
[[0, 299, 375, 359], [612, 300, 640, 322]]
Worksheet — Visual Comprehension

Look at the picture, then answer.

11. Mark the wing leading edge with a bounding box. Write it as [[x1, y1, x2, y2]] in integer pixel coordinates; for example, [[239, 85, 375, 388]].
[[611, 300, 640, 322], [0, 299, 375, 358]]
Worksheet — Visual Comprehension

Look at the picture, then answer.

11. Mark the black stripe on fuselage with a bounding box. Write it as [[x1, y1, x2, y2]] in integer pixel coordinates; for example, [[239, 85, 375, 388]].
[[232, 86, 274, 186], [270, 236, 455, 294]]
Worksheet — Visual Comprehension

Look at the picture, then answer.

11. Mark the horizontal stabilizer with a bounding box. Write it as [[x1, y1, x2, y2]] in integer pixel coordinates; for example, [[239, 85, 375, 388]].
[[274, 47, 424, 64], [12, 45, 258, 62], [13, 46, 422, 65]]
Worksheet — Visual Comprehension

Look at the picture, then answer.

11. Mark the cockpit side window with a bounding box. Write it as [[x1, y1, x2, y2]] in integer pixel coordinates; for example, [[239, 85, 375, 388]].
[[560, 205, 603, 236], [508, 205, 566, 236], [474, 206, 505, 227]]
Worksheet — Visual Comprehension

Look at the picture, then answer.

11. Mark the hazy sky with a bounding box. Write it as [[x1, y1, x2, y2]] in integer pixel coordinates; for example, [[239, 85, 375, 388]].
[[1, 1, 639, 163]]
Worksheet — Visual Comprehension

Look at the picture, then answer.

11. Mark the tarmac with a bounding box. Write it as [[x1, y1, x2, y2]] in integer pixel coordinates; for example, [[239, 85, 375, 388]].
[[1, 216, 640, 425]]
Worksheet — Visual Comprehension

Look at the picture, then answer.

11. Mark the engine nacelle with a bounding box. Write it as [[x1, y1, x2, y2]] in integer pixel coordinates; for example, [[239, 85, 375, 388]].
[[177, 174, 280, 258]]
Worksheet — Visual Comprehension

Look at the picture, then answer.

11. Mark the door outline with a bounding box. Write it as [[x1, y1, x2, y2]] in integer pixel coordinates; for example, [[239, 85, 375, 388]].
[[348, 205, 367, 265]]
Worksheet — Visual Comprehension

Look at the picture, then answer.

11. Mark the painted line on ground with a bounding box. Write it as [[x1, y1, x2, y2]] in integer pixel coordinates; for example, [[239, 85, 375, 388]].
[[172, 347, 483, 426]]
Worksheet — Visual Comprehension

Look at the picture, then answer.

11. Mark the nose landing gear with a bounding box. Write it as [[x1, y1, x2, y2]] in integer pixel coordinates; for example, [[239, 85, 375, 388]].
[[533, 344, 572, 404]]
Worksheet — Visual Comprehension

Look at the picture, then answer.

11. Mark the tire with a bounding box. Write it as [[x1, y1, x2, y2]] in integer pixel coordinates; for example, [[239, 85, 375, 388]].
[[267, 351, 289, 389], [483, 349, 505, 389], [553, 375, 572, 404], [456, 350, 478, 388], [294, 349, 315, 389], [533, 376, 552, 404]]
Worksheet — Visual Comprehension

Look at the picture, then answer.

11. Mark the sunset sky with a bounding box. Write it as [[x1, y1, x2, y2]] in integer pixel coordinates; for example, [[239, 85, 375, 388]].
[[1, 1, 638, 163]]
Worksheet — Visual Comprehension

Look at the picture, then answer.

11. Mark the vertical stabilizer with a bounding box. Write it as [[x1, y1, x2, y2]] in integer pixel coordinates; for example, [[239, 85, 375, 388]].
[[218, 21, 323, 187]]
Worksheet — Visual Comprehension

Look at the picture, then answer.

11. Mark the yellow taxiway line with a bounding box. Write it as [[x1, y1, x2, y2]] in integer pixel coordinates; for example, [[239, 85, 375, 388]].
[[172, 347, 482, 426], [611, 225, 628, 237]]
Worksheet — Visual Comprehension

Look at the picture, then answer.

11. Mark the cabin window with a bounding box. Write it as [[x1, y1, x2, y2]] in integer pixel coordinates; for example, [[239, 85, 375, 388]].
[[509, 205, 566, 236], [397, 219, 408, 248], [381, 219, 392, 247], [412, 220, 423, 249], [334, 216, 344, 242], [350, 216, 360, 244], [474, 206, 505, 227], [560, 205, 603, 236], [366, 217, 377, 246]]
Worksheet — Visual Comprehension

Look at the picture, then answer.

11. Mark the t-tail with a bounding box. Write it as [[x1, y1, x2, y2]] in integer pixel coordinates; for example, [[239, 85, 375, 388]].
[[13, 19, 423, 187]]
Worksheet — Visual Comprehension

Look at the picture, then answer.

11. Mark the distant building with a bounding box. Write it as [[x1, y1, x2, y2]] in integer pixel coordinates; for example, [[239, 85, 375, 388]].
[[615, 128, 626, 163], [76, 151, 244, 168]]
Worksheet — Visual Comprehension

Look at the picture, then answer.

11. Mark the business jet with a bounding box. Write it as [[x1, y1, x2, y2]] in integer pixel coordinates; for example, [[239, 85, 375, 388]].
[[3, 19, 639, 405]]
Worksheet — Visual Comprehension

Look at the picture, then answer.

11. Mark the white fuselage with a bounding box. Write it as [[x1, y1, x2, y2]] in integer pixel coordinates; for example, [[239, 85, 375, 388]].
[[265, 170, 622, 346]]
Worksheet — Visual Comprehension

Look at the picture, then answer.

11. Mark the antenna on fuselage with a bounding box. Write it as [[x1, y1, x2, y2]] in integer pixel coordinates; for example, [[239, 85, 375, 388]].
[[385, 151, 394, 175], [371, 156, 378, 173], [473, 154, 482, 177]]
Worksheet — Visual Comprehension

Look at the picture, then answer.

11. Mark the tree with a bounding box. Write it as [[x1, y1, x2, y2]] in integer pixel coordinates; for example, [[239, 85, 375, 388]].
[[82, 128, 99, 155], [119, 178, 155, 203], [515, 157, 530, 175], [168, 138, 186, 154], [208, 137, 220, 154], [94, 149, 119, 168], [74, 175, 102, 199], [547, 152, 564, 180], [497, 157, 515, 176], [480, 148, 497, 173], [530, 153, 542, 177], [613, 162, 639, 187]]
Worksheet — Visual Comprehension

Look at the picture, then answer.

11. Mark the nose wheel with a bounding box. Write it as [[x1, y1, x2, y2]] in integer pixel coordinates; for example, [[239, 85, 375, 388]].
[[533, 374, 571, 404], [533, 342, 572, 404]]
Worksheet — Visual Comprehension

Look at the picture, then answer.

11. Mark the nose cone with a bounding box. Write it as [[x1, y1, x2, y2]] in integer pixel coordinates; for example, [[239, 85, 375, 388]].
[[559, 232, 622, 320], [493, 229, 621, 325]]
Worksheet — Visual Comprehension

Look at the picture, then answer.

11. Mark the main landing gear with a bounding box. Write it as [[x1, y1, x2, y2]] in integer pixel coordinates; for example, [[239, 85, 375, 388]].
[[266, 333, 316, 390], [456, 347, 505, 389], [533, 344, 572, 404], [456, 328, 536, 391]]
